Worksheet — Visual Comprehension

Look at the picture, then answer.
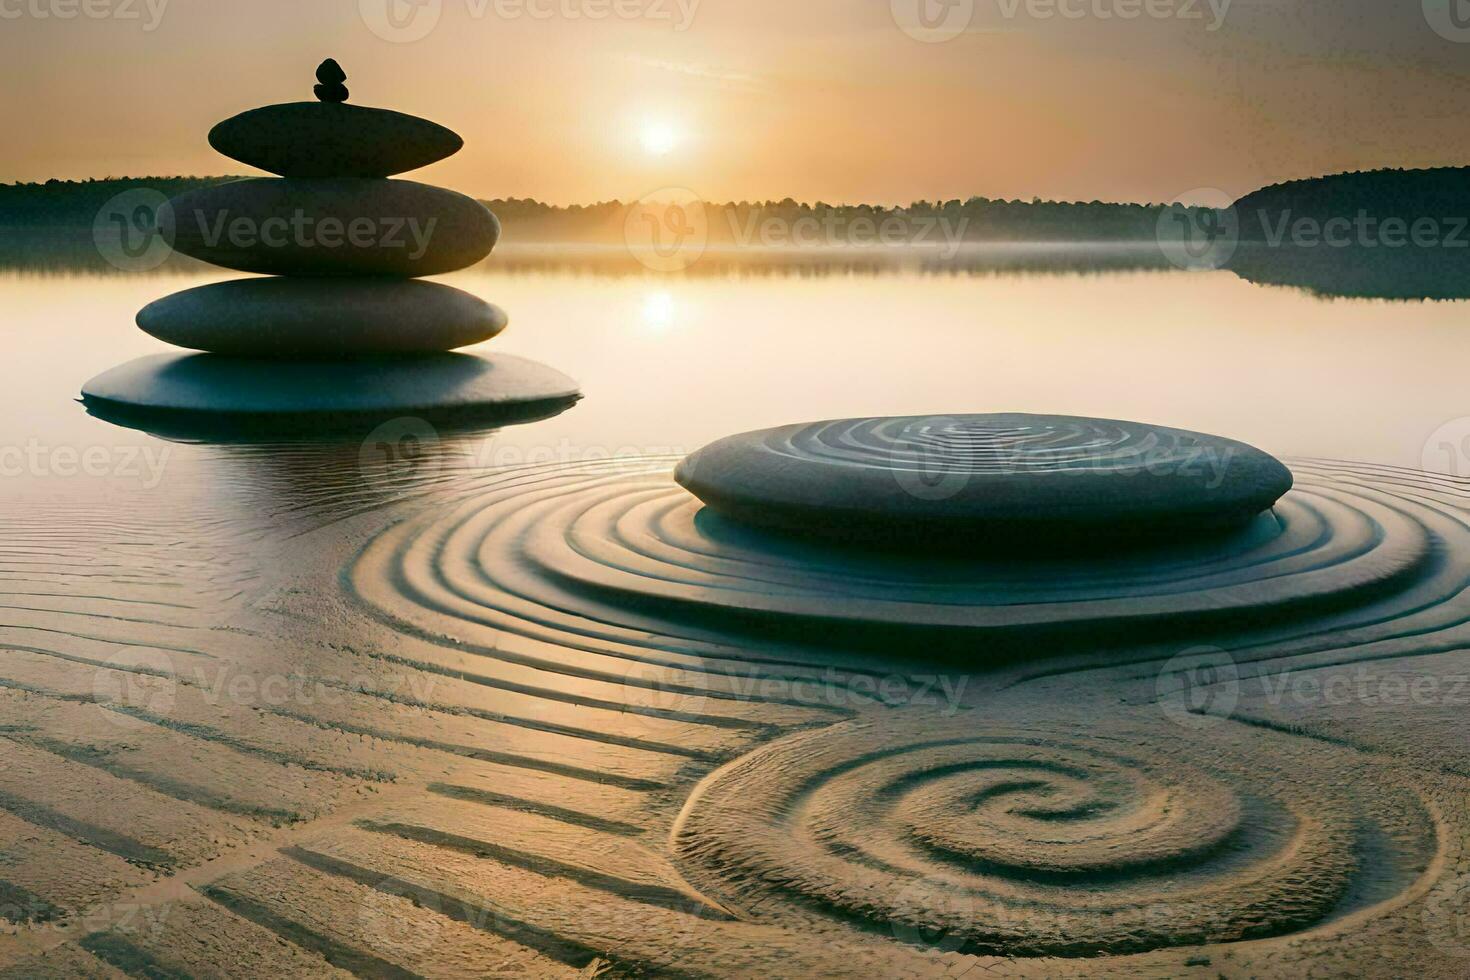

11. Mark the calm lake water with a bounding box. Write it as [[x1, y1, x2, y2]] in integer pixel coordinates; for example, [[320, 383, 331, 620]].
[[3, 246, 1468, 504]]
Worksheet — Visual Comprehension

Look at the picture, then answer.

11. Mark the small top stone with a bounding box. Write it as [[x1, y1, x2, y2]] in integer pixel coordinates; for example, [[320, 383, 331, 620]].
[[316, 58, 347, 85], [315, 58, 349, 103]]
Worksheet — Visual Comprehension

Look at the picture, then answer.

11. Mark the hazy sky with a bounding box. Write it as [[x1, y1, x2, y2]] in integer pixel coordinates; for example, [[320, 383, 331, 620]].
[[3, 0, 1469, 204]]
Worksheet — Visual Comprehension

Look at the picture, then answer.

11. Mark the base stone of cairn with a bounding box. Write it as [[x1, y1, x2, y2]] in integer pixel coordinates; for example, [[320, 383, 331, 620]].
[[82, 353, 579, 439], [82, 59, 578, 434]]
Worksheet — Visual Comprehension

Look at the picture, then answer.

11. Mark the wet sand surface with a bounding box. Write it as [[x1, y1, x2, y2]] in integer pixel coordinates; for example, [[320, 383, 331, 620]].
[[0, 446, 1466, 978]]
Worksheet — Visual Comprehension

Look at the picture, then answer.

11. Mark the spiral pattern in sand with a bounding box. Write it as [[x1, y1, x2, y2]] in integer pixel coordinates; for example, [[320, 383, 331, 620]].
[[672, 714, 1438, 957]]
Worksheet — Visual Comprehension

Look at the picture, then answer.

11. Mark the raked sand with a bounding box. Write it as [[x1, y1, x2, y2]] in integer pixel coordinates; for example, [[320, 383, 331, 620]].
[[0, 453, 1467, 977]]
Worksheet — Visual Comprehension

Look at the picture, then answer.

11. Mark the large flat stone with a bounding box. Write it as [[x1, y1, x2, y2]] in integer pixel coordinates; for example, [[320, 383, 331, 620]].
[[81, 352, 579, 438], [209, 102, 463, 177], [159, 178, 499, 277], [137, 278, 506, 356], [675, 414, 1294, 549]]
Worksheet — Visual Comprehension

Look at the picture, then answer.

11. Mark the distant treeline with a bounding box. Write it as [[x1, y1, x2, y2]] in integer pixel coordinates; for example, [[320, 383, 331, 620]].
[[11, 169, 1467, 250], [0, 178, 232, 227], [0, 178, 1173, 243], [492, 196, 1170, 244], [1234, 167, 1470, 241]]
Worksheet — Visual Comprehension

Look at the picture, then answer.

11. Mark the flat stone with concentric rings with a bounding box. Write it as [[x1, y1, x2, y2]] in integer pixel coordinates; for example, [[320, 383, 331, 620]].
[[675, 414, 1294, 548]]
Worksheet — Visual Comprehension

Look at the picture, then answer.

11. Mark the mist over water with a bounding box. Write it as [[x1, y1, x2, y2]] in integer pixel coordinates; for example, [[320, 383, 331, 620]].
[[3, 248, 1466, 482]]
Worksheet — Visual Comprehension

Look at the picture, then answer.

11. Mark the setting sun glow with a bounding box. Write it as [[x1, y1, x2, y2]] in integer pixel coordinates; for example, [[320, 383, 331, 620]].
[[641, 291, 676, 331], [639, 121, 680, 157]]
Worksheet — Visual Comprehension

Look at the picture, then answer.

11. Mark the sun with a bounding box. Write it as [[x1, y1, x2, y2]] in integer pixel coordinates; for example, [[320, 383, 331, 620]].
[[639, 121, 680, 157], [641, 291, 676, 330]]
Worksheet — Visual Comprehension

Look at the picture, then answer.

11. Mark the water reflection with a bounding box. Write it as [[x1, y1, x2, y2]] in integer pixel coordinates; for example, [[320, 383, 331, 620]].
[[485, 243, 1177, 280], [0, 229, 216, 278], [14, 233, 1470, 304], [5, 246, 1469, 473], [1228, 243, 1470, 301], [12, 232, 1469, 302], [81, 351, 581, 444], [197, 430, 510, 536], [0, 233, 1176, 280]]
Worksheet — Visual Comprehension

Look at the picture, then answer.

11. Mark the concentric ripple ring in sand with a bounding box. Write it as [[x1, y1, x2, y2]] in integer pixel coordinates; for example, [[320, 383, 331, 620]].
[[348, 460, 1455, 657]]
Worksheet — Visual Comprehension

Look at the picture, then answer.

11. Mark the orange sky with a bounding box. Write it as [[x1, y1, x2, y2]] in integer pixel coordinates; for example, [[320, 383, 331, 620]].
[[3, 0, 1469, 204]]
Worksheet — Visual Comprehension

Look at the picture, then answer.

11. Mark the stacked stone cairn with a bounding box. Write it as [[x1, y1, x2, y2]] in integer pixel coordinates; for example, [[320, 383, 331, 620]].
[[140, 59, 505, 357]]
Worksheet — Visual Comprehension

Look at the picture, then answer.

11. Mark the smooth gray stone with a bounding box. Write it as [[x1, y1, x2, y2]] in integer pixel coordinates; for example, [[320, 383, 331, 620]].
[[81, 353, 580, 435], [209, 102, 462, 177], [159, 178, 499, 277], [675, 414, 1294, 549], [137, 278, 507, 356]]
